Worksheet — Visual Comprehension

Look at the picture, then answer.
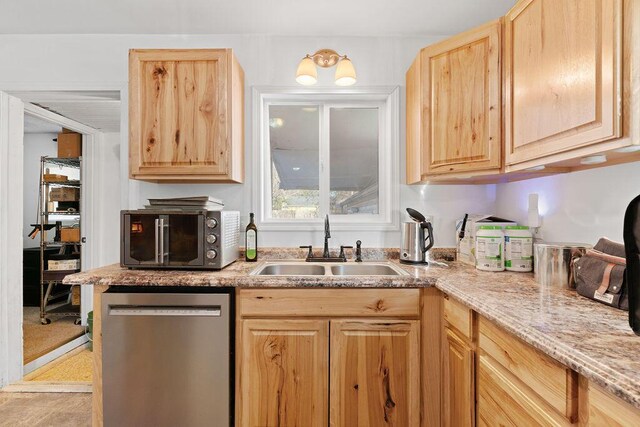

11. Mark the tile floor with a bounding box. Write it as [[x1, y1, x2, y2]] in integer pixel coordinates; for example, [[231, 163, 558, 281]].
[[0, 392, 90, 427]]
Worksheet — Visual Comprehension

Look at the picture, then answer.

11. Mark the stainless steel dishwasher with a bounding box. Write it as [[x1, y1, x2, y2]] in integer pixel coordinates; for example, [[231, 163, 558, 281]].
[[102, 287, 233, 427]]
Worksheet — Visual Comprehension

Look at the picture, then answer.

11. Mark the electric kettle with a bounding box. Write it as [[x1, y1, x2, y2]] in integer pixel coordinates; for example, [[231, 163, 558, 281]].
[[401, 208, 435, 265]]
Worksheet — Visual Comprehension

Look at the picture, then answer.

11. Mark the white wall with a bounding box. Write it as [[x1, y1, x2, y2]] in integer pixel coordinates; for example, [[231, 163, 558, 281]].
[[495, 162, 640, 245], [1, 34, 497, 251], [91, 132, 122, 266]]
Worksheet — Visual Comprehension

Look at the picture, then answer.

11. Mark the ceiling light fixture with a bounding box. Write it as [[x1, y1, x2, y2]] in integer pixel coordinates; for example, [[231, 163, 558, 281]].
[[296, 49, 357, 86]]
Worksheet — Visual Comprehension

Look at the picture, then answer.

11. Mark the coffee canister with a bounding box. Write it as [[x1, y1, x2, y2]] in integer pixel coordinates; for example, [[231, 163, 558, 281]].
[[533, 242, 592, 288]]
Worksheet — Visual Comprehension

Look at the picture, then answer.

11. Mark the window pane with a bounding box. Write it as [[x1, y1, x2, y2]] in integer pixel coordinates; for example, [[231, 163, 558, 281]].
[[269, 105, 320, 219], [330, 108, 379, 214]]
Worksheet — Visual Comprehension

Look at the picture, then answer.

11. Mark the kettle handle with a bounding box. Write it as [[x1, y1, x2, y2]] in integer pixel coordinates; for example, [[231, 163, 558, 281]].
[[422, 222, 434, 253]]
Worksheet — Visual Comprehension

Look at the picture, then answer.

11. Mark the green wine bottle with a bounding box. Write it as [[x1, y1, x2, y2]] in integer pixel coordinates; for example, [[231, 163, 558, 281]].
[[245, 213, 258, 262]]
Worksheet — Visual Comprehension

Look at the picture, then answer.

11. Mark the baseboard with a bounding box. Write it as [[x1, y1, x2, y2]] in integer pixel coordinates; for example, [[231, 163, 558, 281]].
[[23, 335, 89, 375], [1, 381, 91, 393]]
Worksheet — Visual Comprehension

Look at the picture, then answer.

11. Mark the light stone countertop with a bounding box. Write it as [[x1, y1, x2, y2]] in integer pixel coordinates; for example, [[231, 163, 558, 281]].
[[64, 250, 640, 410]]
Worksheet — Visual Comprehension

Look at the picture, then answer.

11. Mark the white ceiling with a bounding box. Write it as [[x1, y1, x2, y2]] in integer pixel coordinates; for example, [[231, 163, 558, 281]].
[[11, 91, 121, 133], [0, 0, 514, 36], [23, 114, 62, 134]]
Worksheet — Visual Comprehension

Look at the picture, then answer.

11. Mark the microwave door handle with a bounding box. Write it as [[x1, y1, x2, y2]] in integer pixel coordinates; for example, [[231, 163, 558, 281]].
[[154, 218, 160, 264]]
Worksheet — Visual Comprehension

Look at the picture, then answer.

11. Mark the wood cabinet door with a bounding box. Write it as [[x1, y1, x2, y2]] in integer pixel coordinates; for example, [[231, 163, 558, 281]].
[[239, 319, 329, 427], [129, 49, 232, 179], [504, 0, 622, 167], [477, 354, 572, 427], [443, 328, 475, 427], [329, 320, 420, 427], [420, 20, 502, 177]]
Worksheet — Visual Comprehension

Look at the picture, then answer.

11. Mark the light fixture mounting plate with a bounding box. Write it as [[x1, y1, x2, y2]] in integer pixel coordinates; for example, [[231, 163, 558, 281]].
[[310, 49, 342, 68]]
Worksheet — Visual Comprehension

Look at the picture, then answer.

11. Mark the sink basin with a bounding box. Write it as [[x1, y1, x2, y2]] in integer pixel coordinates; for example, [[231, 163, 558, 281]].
[[330, 264, 403, 276], [250, 261, 408, 277], [254, 264, 326, 276]]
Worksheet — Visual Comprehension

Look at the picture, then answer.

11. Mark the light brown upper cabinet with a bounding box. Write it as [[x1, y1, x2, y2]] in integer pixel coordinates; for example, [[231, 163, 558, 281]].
[[504, 0, 623, 169], [406, 20, 502, 184], [129, 49, 244, 182]]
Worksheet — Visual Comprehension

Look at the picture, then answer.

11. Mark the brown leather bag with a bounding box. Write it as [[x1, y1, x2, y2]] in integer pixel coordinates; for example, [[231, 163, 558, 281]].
[[573, 238, 628, 310]]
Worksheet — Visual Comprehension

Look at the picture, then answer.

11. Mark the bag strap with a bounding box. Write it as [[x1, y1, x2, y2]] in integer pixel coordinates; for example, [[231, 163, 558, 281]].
[[585, 249, 627, 266], [597, 263, 616, 295]]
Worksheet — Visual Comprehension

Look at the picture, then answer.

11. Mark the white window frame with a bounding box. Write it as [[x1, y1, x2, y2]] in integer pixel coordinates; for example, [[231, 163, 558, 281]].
[[252, 86, 400, 231]]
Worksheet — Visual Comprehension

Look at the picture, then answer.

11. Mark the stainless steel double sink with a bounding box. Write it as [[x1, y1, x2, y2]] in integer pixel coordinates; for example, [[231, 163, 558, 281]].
[[250, 261, 409, 277]]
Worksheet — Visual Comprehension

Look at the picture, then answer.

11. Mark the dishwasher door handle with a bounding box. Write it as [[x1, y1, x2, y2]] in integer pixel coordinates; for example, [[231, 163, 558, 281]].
[[108, 305, 222, 317]]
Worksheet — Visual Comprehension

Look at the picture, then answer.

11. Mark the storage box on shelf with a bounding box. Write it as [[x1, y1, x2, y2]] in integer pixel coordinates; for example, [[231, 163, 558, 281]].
[[49, 187, 79, 202], [57, 131, 82, 158]]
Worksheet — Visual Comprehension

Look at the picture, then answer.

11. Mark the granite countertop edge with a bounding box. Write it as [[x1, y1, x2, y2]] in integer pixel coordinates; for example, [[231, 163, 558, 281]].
[[435, 279, 640, 410], [64, 260, 640, 410]]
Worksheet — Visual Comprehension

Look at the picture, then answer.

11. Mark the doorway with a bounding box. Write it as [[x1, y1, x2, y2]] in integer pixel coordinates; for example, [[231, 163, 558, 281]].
[[22, 113, 86, 370], [0, 89, 121, 390]]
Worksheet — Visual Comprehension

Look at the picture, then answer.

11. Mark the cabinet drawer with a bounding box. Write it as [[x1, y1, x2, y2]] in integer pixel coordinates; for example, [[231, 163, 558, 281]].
[[478, 317, 577, 420], [584, 379, 640, 426], [238, 288, 421, 318], [477, 354, 572, 427], [443, 295, 473, 339]]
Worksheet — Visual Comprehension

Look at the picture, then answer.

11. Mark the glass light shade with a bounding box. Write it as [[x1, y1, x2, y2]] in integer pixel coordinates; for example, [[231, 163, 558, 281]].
[[296, 57, 317, 85], [335, 58, 356, 86]]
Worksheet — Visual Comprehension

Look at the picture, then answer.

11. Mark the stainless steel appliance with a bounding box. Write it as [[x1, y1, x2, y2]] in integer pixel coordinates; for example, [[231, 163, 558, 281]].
[[533, 242, 591, 288], [401, 208, 435, 264], [121, 209, 239, 269], [102, 288, 233, 427]]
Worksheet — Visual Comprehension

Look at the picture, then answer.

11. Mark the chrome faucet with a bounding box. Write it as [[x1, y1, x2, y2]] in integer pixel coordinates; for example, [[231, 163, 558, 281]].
[[323, 214, 331, 258]]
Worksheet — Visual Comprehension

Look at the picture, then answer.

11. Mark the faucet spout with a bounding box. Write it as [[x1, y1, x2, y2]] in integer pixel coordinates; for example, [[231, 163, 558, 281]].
[[323, 215, 331, 258]]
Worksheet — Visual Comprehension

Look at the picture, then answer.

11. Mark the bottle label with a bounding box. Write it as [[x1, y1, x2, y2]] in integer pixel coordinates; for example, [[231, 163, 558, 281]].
[[246, 230, 257, 259]]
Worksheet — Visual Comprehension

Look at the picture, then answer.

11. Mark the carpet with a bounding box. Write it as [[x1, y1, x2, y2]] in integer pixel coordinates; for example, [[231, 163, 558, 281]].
[[26, 348, 92, 383], [23, 307, 84, 364]]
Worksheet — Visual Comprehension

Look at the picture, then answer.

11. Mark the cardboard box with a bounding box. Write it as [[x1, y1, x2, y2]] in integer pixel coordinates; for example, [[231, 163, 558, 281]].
[[60, 227, 81, 242], [455, 215, 517, 266], [50, 187, 79, 202], [57, 132, 82, 158], [43, 173, 68, 183], [47, 258, 80, 270], [71, 286, 81, 306]]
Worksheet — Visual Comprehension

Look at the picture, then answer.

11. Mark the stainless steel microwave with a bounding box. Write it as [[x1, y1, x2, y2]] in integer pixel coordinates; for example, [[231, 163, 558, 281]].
[[121, 209, 240, 270]]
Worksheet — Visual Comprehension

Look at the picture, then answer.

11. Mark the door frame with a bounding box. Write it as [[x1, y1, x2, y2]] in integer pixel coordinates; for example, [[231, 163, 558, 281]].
[[0, 92, 25, 387], [0, 90, 113, 387]]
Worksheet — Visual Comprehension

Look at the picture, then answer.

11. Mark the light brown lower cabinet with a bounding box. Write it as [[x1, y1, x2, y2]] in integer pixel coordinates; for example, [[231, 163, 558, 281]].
[[477, 354, 573, 427], [238, 318, 420, 427], [443, 327, 475, 427], [239, 319, 329, 427], [437, 294, 640, 427], [330, 320, 420, 426], [236, 289, 422, 427]]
